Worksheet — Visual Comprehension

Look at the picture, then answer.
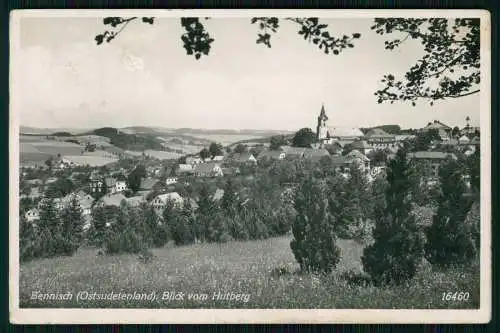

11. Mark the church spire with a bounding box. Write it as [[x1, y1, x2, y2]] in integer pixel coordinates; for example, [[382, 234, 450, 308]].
[[318, 103, 328, 121], [317, 103, 328, 142]]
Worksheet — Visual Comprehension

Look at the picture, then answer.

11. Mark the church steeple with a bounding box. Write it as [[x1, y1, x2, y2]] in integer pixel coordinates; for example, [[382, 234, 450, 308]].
[[317, 103, 328, 141], [318, 103, 328, 122]]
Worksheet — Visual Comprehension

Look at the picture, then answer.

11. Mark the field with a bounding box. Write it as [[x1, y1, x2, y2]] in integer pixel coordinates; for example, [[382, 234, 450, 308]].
[[19, 236, 479, 309], [63, 155, 118, 167], [144, 150, 183, 160]]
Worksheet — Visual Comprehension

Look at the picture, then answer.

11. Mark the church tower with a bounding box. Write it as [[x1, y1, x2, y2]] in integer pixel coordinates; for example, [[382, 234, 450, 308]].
[[316, 103, 328, 141]]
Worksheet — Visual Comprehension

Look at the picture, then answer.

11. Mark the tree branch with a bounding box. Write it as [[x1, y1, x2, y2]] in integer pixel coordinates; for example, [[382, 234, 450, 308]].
[[449, 89, 480, 98]]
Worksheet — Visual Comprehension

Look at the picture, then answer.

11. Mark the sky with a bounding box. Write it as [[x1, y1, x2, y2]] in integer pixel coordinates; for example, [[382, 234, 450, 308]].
[[15, 16, 480, 131]]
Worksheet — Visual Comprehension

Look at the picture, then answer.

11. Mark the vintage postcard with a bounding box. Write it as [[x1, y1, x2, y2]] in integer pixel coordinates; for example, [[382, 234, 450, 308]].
[[9, 9, 491, 324]]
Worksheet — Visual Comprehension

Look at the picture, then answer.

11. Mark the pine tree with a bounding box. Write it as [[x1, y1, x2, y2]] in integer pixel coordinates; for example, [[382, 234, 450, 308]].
[[60, 195, 85, 254], [90, 206, 108, 247], [425, 158, 476, 266], [221, 178, 237, 214], [20, 216, 40, 262], [362, 148, 425, 285], [37, 198, 62, 257], [195, 184, 214, 242], [290, 176, 341, 273], [38, 198, 61, 236]]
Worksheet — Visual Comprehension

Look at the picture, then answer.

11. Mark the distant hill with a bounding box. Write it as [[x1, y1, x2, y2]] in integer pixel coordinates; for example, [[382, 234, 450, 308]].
[[361, 125, 402, 135], [89, 127, 165, 151], [20, 126, 92, 135]]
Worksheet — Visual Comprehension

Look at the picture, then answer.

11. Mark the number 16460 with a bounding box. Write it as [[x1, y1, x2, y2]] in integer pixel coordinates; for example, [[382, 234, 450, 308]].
[[442, 292, 470, 301]]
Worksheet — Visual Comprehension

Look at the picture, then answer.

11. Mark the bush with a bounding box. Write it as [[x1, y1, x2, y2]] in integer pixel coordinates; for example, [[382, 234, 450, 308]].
[[104, 228, 146, 255]]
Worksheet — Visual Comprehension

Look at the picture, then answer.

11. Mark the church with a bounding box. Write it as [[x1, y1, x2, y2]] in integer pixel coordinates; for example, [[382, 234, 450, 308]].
[[316, 104, 364, 145]]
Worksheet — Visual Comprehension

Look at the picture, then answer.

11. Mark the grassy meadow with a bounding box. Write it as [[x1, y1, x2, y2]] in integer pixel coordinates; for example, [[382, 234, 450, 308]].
[[20, 236, 479, 309]]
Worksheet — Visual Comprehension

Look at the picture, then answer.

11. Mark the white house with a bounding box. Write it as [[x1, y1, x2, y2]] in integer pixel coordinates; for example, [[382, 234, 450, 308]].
[[193, 163, 224, 177], [186, 156, 203, 165], [115, 180, 128, 193], [25, 208, 39, 222], [177, 164, 194, 175], [166, 177, 178, 185], [345, 149, 371, 170], [211, 155, 225, 162], [257, 150, 286, 160], [151, 192, 184, 211], [125, 195, 146, 208]]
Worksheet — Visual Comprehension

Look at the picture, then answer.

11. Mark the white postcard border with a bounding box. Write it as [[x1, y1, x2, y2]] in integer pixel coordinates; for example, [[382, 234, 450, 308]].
[[9, 9, 492, 324]]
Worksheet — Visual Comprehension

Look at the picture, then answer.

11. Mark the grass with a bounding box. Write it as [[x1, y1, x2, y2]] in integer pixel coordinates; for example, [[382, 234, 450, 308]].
[[19, 236, 479, 309]]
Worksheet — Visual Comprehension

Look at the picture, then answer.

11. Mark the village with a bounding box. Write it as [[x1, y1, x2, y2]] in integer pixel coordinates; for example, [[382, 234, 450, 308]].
[[20, 104, 481, 232]]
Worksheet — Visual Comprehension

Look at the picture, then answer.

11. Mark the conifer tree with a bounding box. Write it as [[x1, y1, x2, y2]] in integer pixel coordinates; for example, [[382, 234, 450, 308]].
[[20, 216, 40, 262], [290, 176, 341, 273], [221, 178, 237, 214], [195, 184, 214, 242], [425, 158, 477, 266], [362, 148, 425, 285], [37, 198, 62, 257], [60, 195, 85, 253], [90, 206, 108, 247]]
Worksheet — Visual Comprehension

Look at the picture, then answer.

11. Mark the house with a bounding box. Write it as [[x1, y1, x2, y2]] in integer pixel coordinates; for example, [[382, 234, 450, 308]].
[[151, 192, 184, 210], [177, 164, 194, 175], [345, 149, 371, 170], [211, 155, 225, 162], [458, 135, 470, 145], [105, 177, 117, 194], [38, 197, 65, 211], [115, 180, 128, 193], [221, 167, 240, 176], [280, 146, 306, 158], [231, 153, 257, 164], [303, 148, 330, 161], [59, 192, 94, 223], [407, 151, 458, 177], [212, 188, 225, 201], [461, 125, 480, 136], [125, 196, 146, 208], [185, 156, 203, 165], [421, 120, 452, 141], [90, 177, 105, 194], [193, 163, 224, 177], [25, 208, 40, 222], [365, 128, 396, 148], [351, 140, 373, 156], [395, 134, 416, 142], [165, 177, 178, 186], [96, 193, 127, 208], [106, 177, 127, 193], [258, 150, 286, 160]]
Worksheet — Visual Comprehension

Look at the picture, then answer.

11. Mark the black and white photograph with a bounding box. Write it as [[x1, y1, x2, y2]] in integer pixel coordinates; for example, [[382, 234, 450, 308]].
[[9, 9, 491, 324]]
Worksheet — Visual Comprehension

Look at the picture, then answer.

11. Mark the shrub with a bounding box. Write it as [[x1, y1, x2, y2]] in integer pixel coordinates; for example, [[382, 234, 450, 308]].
[[290, 176, 341, 273]]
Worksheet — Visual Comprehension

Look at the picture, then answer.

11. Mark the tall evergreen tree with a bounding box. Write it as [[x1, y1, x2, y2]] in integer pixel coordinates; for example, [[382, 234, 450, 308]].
[[362, 148, 425, 285], [60, 195, 85, 251], [425, 158, 477, 266], [221, 178, 237, 214], [20, 216, 40, 262], [90, 206, 108, 247], [195, 184, 214, 242], [290, 176, 341, 273]]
